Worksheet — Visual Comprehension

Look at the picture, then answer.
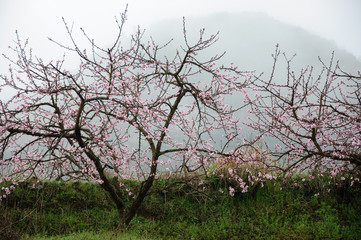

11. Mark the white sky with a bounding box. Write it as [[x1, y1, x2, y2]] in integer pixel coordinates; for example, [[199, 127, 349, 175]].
[[0, 0, 360, 68]]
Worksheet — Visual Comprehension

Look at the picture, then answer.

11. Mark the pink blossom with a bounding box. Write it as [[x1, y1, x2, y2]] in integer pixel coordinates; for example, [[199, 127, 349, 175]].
[[229, 186, 235, 197]]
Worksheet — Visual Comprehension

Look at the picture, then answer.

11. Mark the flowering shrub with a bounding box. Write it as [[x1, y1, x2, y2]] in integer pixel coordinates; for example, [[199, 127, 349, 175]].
[[210, 145, 277, 195]]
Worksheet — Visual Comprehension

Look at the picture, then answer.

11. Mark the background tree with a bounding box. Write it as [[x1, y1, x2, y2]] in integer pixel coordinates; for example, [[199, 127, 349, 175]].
[[0, 11, 250, 225], [245, 45, 361, 184]]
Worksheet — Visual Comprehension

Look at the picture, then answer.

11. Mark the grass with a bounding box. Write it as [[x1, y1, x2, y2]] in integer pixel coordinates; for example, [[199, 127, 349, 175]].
[[25, 230, 156, 240], [1, 175, 361, 239]]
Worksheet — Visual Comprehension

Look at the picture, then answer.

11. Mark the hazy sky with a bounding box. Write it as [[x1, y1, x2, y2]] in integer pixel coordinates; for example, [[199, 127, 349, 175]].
[[0, 0, 360, 67], [0, 0, 360, 145]]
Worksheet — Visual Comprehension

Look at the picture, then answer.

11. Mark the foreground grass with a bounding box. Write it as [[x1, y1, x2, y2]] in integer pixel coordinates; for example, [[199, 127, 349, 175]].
[[26, 230, 156, 240], [1, 176, 361, 239]]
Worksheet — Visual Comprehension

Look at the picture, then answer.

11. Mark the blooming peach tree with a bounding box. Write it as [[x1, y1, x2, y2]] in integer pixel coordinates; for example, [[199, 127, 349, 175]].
[[0, 12, 253, 224], [245, 46, 361, 188]]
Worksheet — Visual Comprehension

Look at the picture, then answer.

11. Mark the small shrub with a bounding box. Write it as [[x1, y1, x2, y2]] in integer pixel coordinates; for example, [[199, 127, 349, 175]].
[[209, 146, 277, 195]]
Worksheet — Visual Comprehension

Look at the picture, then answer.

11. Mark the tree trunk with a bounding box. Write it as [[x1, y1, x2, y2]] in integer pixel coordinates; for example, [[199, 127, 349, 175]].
[[123, 176, 155, 226]]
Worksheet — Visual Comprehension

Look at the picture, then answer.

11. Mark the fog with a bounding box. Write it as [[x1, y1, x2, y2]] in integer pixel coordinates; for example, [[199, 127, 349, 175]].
[[1, 9, 361, 138], [1, 0, 360, 101], [147, 12, 361, 73], [1, 2, 361, 180], [142, 12, 361, 126]]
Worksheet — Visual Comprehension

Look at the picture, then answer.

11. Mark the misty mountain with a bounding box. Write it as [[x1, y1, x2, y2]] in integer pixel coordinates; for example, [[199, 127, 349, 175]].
[[144, 12, 361, 143], [146, 12, 361, 77]]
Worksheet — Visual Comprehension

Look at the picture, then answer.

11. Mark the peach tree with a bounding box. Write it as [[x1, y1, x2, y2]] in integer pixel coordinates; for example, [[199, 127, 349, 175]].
[[245, 46, 361, 188], [0, 12, 252, 225]]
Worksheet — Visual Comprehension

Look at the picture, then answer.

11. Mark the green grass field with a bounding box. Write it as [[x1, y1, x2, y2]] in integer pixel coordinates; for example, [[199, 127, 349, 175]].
[[1, 175, 361, 239]]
